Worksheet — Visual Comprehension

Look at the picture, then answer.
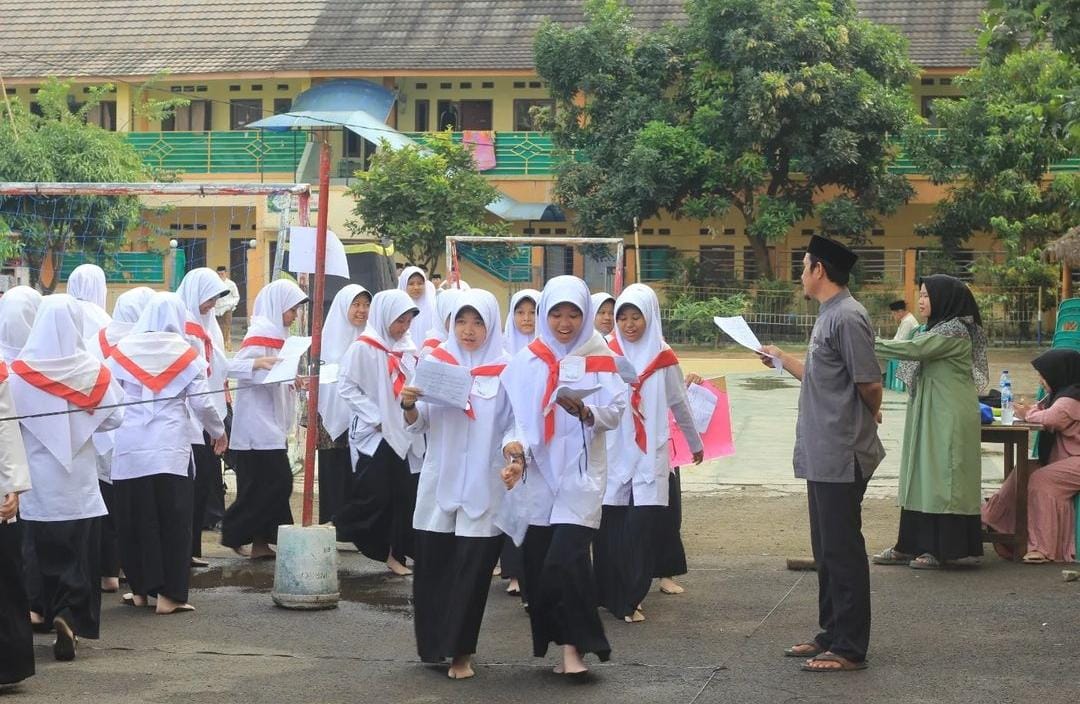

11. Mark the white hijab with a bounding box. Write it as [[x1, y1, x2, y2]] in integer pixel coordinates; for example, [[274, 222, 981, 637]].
[[364, 289, 419, 354], [176, 267, 231, 415], [432, 289, 510, 518], [12, 295, 121, 471], [0, 286, 42, 363], [398, 266, 437, 346], [424, 288, 463, 347], [503, 288, 539, 356], [612, 283, 673, 458], [67, 264, 112, 338], [318, 284, 369, 439], [93, 286, 154, 359], [245, 279, 307, 342]]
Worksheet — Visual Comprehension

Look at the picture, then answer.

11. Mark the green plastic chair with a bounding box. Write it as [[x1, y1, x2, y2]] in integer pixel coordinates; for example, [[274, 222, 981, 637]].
[[1058, 298, 1080, 315]]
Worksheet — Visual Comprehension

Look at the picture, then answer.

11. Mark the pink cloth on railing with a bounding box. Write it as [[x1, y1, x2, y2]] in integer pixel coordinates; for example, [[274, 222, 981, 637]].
[[462, 130, 496, 171]]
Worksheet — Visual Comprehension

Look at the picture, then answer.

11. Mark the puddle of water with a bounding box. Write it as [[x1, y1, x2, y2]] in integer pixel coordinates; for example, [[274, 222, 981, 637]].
[[739, 376, 797, 391], [190, 565, 412, 612]]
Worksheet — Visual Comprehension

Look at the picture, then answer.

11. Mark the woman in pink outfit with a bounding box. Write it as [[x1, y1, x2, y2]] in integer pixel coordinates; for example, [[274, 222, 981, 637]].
[[982, 348, 1080, 563]]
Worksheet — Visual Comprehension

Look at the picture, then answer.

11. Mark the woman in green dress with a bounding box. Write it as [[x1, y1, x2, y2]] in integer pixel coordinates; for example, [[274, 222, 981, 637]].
[[872, 275, 989, 569]]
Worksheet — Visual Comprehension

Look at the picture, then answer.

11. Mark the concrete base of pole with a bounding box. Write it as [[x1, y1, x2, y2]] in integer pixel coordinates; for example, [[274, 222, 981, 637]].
[[271, 524, 339, 610]]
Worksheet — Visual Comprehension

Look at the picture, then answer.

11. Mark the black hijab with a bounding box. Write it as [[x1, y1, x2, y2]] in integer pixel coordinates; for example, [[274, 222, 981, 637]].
[[921, 274, 981, 328], [1032, 348, 1080, 464]]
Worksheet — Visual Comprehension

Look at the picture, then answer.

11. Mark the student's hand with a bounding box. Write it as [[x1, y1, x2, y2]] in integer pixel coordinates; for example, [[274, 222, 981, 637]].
[[692, 450, 704, 465], [758, 345, 783, 368], [557, 396, 586, 418], [501, 461, 524, 490], [212, 434, 229, 456], [502, 441, 524, 461], [1014, 402, 1030, 421], [399, 386, 422, 408], [685, 373, 704, 386], [0, 492, 18, 521], [254, 356, 281, 371], [876, 411, 883, 425]]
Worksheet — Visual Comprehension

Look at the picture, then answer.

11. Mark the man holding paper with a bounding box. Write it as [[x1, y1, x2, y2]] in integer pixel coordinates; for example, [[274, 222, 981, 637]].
[[757, 236, 884, 673]]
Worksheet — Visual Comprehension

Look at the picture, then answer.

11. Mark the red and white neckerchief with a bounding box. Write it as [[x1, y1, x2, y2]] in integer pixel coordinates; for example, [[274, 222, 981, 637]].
[[357, 335, 408, 398], [11, 359, 112, 410], [527, 338, 617, 443], [608, 337, 679, 452], [97, 328, 118, 359], [110, 344, 199, 394], [428, 347, 506, 419], [185, 321, 215, 373], [240, 335, 285, 351]]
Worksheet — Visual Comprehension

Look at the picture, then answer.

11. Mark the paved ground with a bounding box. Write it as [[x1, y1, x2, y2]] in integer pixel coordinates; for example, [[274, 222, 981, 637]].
[[8, 356, 1080, 703]]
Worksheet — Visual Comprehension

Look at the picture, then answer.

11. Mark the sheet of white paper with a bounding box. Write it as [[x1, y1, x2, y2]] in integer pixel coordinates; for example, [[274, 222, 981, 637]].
[[686, 382, 718, 433], [288, 226, 351, 278], [551, 384, 602, 406], [412, 358, 473, 409], [262, 336, 312, 384], [318, 363, 339, 385], [714, 315, 784, 374]]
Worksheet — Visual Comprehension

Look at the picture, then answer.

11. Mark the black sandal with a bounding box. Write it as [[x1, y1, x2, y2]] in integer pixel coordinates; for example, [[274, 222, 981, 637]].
[[784, 642, 823, 658]]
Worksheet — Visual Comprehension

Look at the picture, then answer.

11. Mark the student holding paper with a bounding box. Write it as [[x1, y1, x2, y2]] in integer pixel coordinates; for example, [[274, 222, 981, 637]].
[[596, 284, 703, 623], [223, 279, 308, 560], [336, 289, 424, 576], [500, 275, 627, 679], [398, 289, 523, 679]]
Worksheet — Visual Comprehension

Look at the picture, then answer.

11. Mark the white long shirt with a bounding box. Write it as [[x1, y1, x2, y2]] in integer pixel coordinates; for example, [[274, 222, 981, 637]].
[[0, 379, 30, 498], [228, 343, 296, 451]]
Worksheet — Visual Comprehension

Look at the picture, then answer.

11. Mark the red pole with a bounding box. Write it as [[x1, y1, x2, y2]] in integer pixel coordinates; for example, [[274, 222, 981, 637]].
[[300, 139, 331, 527]]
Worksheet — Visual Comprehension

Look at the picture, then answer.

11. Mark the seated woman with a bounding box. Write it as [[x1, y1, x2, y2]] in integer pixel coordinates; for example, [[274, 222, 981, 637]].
[[983, 349, 1080, 563]]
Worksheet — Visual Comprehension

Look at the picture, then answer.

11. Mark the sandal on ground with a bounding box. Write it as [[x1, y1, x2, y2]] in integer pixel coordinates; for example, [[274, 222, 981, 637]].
[[1022, 551, 1052, 564], [870, 547, 913, 566], [801, 652, 867, 672], [784, 642, 824, 658], [909, 553, 941, 570]]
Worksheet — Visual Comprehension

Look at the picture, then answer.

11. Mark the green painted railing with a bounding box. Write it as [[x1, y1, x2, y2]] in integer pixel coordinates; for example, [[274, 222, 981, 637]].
[[403, 132, 557, 176], [59, 252, 165, 284], [125, 131, 305, 174], [457, 242, 532, 282]]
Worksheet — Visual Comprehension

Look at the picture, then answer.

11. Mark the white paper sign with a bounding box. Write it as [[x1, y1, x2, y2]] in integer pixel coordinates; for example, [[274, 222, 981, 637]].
[[261, 336, 312, 384], [412, 358, 472, 409], [288, 226, 351, 278], [686, 382, 718, 433], [713, 316, 784, 374]]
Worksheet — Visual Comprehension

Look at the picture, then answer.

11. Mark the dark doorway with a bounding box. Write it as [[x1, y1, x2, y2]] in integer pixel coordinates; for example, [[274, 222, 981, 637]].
[[459, 100, 493, 130]]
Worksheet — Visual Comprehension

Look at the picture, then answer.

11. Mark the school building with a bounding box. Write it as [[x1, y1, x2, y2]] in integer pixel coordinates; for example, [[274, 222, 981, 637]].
[[1, 0, 1075, 312]]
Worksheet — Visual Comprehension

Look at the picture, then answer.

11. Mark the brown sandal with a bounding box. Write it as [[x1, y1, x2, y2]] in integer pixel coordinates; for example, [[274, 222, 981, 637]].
[[801, 652, 867, 672], [784, 642, 823, 658]]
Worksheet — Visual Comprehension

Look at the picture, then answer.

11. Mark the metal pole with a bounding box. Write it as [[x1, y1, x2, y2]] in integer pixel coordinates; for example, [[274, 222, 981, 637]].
[[300, 139, 331, 527]]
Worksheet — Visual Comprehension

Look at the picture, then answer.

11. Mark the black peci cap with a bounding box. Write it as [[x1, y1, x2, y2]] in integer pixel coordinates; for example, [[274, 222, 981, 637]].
[[888, 300, 907, 311], [807, 235, 858, 274]]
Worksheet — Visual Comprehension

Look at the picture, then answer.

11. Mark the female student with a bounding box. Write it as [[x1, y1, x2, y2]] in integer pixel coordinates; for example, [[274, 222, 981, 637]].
[[177, 267, 234, 563], [223, 279, 308, 559], [499, 288, 540, 598], [11, 295, 125, 661], [398, 265, 438, 346], [592, 292, 615, 338], [418, 288, 463, 357], [66, 263, 111, 337], [983, 349, 1080, 562], [108, 293, 227, 614], [0, 354, 33, 684], [316, 284, 370, 525], [500, 275, 627, 678], [595, 284, 703, 622], [336, 289, 423, 575], [401, 289, 522, 679], [0, 286, 42, 363], [89, 287, 155, 361]]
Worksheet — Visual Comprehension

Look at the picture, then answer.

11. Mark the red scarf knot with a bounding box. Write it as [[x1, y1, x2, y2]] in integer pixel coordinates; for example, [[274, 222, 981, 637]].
[[358, 335, 407, 398], [527, 339, 617, 443]]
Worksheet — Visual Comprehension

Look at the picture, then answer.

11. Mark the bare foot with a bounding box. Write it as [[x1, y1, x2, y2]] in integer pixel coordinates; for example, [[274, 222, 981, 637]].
[[659, 577, 685, 594], [624, 609, 645, 623], [561, 645, 588, 675], [492, 564, 502, 577], [448, 655, 475, 679], [506, 578, 521, 595], [101, 576, 120, 592], [387, 556, 413, 576], [122, 592, 149, 607], [249, 542, 276, 560], [156, 595, 196, 615], [230, 546, 251, 558]]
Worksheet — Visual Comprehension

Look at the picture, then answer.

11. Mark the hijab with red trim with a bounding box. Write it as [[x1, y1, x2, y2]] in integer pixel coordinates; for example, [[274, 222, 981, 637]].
[[176, 267, 231, 416], [0, 285, 42, 363], [10, 294, 122, 472], [108, 293, 206, 419], [91, 286, 154, 360], [242, 279, 308, 349]]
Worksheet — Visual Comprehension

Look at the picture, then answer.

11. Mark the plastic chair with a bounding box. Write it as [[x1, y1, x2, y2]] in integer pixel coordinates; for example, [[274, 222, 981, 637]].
[[1052, 331, 1080, 351], [1057, 298, 1080, 316], [1055, 311, 1080, 335]]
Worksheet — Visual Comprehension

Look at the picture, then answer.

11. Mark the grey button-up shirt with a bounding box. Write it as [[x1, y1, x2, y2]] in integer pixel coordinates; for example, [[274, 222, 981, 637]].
[[793, 290, 885, 483]]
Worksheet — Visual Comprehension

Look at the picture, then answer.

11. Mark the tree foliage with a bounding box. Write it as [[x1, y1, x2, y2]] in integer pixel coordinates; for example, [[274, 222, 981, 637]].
[[534, 0, 918, 278], [0, 78, 153, 291], [346, 136, 508, 274]]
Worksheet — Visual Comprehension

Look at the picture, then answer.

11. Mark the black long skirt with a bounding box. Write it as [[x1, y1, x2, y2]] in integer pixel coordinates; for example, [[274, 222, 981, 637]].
[[192, 436, 225, 557], [413, 530, 502, 662], [523, 524, 610, 661], [317, 446, 352, 525], [98, 480, 120, 579], [595, 503, 659, 619], [652, 468, 688, 578], [499, 538, 526, 594], [114, 473, 194, 603], [334, 441, 416, 564], [0, 521, 34, 685], [221, 449, 294, 549], [895, 508, 984, 561], [21, 517, 102, 638]]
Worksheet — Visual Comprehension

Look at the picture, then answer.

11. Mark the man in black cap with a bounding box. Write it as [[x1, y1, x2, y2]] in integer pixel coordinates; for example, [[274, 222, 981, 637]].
[[759, 235, 884, 672]]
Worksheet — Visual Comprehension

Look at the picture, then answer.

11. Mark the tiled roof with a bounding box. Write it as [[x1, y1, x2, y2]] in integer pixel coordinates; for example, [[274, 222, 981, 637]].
[[0, 0, 984, 79]]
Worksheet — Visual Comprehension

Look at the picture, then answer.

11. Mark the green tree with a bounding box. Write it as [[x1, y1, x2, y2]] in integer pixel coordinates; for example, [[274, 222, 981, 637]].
[[535, 0, 918, 278], [0, 78, 153, 291], [984, 0, 1080, 65], [346, 135, 508, 274]]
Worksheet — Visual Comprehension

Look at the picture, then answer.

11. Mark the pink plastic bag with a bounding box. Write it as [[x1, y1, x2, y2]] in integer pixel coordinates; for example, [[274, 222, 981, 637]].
[[668, 379, 734, 467]]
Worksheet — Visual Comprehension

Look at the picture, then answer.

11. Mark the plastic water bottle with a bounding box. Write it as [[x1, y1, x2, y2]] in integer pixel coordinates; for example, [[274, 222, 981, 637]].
[[1000, 370, 1014, 426]]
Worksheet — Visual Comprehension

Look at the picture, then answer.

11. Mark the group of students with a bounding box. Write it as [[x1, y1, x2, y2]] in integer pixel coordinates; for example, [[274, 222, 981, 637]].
[[310, 266, 704, 680], [0, 263, 309, 682]]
